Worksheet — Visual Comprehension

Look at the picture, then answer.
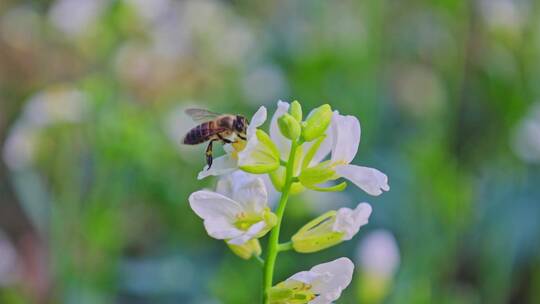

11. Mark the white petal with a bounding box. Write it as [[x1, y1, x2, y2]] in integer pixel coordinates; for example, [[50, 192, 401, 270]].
[[237, 133, 278, 170], [310, 258, 354, 303], [216, 172, 234, 198], [227, 221, 266, 245], [217, 171, 268, 213], [269, 100, 291, 160], [335, 164, 389, 196], [247, 106, 267, 138], [304, 130, 334, 166], [197, 154, 237, 180], [216, 170, 248, 197], [231, 176, 268, 214], [333, 203, 372, 240], [287, 271, 323, 285], [189, 190, 242, 221], [203, 217, 244, 240], [331, 112, 361, 164]]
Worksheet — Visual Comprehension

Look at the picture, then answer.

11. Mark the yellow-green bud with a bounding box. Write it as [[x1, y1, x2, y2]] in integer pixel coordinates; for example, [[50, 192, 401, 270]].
[[301, 104, 332, 141], [289, 100, 303, 122], [227, 239, 262, 260], [278, 113, 301, 140]]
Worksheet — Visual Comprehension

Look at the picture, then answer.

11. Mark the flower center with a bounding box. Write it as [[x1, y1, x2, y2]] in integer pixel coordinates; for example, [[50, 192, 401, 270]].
[[234, 212, 262, 231]]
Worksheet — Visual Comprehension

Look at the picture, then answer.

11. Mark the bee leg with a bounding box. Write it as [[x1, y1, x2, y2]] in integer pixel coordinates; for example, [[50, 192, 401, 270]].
[[217, 133, 233, 144], [238, 134, 247, 141], [205, 140, 215, 169]]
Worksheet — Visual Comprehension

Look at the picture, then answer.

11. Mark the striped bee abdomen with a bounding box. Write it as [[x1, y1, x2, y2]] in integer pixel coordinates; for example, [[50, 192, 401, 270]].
[[183, 121, 218, 145]]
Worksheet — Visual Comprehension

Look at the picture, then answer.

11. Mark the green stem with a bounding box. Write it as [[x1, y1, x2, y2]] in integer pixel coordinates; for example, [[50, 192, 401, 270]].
[[262, 140, 299, 303], [277, 242, 293, 252]]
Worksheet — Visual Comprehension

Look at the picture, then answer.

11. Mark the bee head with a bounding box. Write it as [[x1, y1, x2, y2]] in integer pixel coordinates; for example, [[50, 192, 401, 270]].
[[234, 115, 248, 135]]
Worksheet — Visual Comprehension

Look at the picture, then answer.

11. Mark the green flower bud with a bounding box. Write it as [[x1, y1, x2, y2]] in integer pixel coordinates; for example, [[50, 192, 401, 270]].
[[301, 104, 332, 142], [227, 239, 262, 260], [278, 113, 301, 141], [289, 100, 303, 122]]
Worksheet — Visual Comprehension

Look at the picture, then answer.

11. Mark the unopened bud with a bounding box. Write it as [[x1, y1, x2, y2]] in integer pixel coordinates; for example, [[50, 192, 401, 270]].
[[301, 104, 332, 141], [278, 113, 301, 141], [289, 100, 303, 122]]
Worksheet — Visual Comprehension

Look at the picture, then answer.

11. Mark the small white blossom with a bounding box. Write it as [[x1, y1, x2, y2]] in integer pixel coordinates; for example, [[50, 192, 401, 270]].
[[300, 111, 389, 196], [189, 171, 276, 245], [330, 112, 389, 195], [269, 257, 354, 304]]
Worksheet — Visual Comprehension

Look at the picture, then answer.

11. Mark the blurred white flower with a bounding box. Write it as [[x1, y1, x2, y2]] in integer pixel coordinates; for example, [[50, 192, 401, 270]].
[[2, 123, 37, 171], [512, 103, 540, 163], [0, 231, 19, 286], [0, 6, 41, 51], [391, 64, 446, 119], [2, 87, 88, 170], [242, 65, 288, 106], [48, 0, 107, 37], [213, 21, 255, 66], [269, 257, 354, 304], [126, 0, 171, 23], [189, 171, 276, 245], [479, 0, 524, 33], [22, 88, 87, 127], [356, 229, 400, 280], [149, 9, 192, 60]]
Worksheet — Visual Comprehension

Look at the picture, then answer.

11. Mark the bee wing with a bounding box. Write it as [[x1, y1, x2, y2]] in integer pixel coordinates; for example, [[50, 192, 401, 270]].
[[185, 108, 222, 123]]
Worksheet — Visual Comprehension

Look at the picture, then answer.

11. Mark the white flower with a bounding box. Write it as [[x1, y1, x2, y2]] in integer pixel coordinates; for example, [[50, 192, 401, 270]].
[[189, 171, 276, 245], [330, 112, 389, 196], [269, 257, 354, 304], [356, 229, 400, 280], [292, 203, 372, 253], [197, 106, 279, 179], [300, 111, 389, 196]]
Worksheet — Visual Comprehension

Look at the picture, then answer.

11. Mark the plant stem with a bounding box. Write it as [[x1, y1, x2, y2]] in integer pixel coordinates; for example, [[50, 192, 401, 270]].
[[262, 140, 299, 303], [277, 242, 293, 252]]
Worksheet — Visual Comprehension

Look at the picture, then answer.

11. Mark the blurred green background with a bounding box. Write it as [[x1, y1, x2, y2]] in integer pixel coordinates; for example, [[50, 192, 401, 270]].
[[1, 0, 539, 303]]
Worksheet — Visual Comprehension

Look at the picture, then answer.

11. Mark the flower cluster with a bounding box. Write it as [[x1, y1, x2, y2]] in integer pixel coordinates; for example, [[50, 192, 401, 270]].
[[187, 100, 389, 303]]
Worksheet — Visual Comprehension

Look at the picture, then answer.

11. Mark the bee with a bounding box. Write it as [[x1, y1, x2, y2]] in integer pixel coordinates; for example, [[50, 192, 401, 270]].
[[183, 108, 248, 169]]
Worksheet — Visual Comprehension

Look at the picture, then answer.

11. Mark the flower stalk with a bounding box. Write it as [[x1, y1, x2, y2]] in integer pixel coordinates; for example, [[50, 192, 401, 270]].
[[262, 138, 300, 303], [188, 101, 389, 303]]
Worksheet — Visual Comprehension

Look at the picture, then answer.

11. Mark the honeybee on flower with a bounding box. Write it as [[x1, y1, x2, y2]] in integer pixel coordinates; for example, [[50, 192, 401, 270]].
[[186, 100, 390, 303]]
